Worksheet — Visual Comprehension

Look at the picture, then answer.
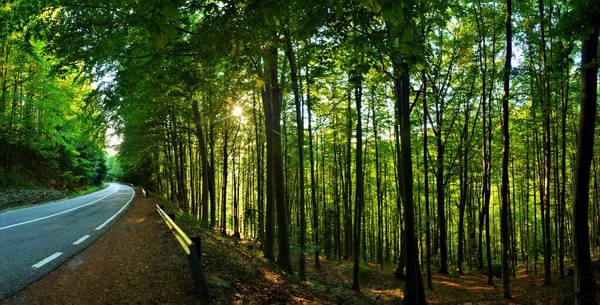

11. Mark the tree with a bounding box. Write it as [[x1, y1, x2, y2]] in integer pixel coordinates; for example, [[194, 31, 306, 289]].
[[500, 0, 512, 299], [538, 0, 553, 286], [284, 28, 307, 280], [352, 72, 364, 291], [571, 3, 599, 304]]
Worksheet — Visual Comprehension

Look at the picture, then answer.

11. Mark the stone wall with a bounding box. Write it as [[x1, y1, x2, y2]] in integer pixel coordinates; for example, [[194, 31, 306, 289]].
[[0, 189, 66, 211]]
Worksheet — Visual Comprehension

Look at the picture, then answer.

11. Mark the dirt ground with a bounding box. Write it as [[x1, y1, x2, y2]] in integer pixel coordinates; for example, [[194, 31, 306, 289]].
[[2, 188, 599, 304]]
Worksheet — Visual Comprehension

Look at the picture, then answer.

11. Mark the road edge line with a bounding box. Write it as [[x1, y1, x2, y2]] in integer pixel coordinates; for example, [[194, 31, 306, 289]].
[[0, 186, 120, 231], [94, 188, 135, 231]]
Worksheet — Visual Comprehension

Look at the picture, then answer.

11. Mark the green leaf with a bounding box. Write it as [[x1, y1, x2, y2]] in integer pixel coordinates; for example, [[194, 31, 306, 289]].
[[168, 89, 186, 97], [391, 24, 403, 37], [371, 1, 381, 13], [161, 2, 179, 20], [158, 22, 178, 38], [402, 28, 413, 42], [382, 6, 403, 22], [382, 8, 394, 21]]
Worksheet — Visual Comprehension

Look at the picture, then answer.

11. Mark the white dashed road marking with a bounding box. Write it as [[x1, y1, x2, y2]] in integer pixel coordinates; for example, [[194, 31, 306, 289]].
[[32, 252, 62, 269], [72, 235, 90, 245]]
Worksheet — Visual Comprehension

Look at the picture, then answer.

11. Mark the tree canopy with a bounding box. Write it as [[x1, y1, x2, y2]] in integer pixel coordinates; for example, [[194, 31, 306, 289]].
[[3, 0, 600, 303]]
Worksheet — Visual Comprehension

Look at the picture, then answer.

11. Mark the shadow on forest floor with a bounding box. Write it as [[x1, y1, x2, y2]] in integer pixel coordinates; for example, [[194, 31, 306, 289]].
[[172, 210, 600, 305]]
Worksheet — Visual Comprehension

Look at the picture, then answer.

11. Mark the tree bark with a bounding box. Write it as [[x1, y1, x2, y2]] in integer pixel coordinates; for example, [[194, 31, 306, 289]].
[[284, 32, 306, 279], [261, 56, 275, 262], [192, 99, 211, 226], [352, 77, 363, 291], [500, 0, 512, 298], [221, 130, 229, 235], [268, 45, 293, 273], [307, 67, 320, 269], [538, 0, 553, 285], [572, 13, 598, 305], [423, 68, 433, 290], [397, 63, 426, 305]]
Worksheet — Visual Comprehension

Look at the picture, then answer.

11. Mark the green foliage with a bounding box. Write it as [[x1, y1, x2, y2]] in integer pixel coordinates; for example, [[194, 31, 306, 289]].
[[0, 3, 107, 191], [9, 1, 598, 298]]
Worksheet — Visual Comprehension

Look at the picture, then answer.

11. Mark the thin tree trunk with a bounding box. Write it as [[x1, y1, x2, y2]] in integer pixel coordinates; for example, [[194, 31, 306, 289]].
[[538, 0, 553, 285], [284, 32, 306, 279], [500, 0, 512, 297], [352, 77, 364, 291], [221, 131, 229, 235], [373, 94, 384, 269], [307, 67, 320, 269], [423, 69, 433, 290], [261, 56, 275, 261], [345, 93, 353, 259]]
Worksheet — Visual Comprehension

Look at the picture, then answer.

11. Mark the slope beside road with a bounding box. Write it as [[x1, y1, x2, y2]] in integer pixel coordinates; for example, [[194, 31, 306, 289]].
[[0, 183, 134, 300]]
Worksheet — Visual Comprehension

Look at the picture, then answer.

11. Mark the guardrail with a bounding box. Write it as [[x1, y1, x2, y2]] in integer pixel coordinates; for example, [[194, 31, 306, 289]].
[[156, 204, 211, 304]]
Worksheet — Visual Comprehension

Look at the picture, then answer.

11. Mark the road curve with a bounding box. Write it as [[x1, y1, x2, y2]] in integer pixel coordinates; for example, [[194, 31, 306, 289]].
[[0, 183, 135, 300]]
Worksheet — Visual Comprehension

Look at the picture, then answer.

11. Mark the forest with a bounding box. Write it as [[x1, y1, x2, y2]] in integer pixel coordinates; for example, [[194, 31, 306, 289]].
[[0, 4, 107, 191], [2, 0, 600, 304]]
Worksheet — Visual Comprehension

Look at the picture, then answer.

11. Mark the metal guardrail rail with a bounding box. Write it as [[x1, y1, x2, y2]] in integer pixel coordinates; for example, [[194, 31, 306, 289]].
[[156, 204, 211, 304]]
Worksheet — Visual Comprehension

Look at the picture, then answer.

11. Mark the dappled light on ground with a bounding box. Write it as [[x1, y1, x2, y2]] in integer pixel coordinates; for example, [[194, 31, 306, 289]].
[[125, 217, 145, 224], [262, 270, 284, 284], [438, 281, 461, 288]]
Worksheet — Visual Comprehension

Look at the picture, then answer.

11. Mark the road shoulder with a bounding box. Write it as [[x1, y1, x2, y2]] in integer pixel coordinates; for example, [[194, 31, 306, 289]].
[[0, 187, 199, 305]]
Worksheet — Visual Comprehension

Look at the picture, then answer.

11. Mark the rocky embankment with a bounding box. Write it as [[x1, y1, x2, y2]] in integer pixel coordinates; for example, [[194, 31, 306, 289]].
[[0, 189, 66, 211]]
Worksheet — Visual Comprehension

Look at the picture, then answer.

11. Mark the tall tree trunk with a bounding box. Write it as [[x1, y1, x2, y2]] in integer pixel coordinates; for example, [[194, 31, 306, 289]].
[[233, 139, 240, 239], [475, 2, 491, 281], [307, 68, 320, 269], [559, 29, 570, 280], [394, 69, 406, 279], [538, 0, 553, 286], [423, 69, 433, 290], [261, 57, 275, 261], [500, 0, 512, 298], [436, 135, 447, 274], [345, 94, 353, 259], [352, 77, 364, 291], [221, 130, 229, 235], [253, 91, 264, 246], [284, 33, 306, 279], [458, 99, 469, 274], [192, 99, 212, 226], [572, 14, 598, 305], [269, 45, 293, 273], [373, 94, 384, 269], [397, 63, 426, 305], [209, 118, 216, 228]]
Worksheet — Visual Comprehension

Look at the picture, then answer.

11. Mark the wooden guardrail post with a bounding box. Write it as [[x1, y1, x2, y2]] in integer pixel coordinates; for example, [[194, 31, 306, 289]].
[[188, 242, 211, 303], [192, 235, 202, 264]]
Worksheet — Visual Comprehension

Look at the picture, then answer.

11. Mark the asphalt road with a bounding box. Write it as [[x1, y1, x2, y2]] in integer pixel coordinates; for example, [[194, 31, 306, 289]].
[[0, 183, 135, 300]]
